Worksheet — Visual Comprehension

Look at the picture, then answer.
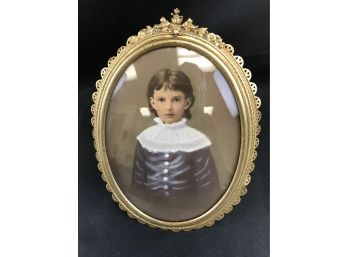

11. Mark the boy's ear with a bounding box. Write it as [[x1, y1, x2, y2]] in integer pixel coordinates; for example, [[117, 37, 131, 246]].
[[184, 98, 192, 109], [150, 97, 156, 109]]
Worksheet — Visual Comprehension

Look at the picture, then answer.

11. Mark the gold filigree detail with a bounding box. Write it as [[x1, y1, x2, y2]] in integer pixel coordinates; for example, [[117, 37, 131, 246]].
[[248, 163, 256, 173], [197, 27, 208, 37], [97, 163, 102, 172], [243, 68, 252, 81], [117, 46, 125, 55], [100, 67, 107, 78], [207, 33, 224, 48], [90, 117, 95, 127], [255, 96, 261, 108], [115, 8, 241, 53], [257, 110, 262, 122], [91, 92, 98, 103], [240, 187, 248, 196], [254, 138, 260, 148], [128, 212, 136, 218], [137, 29, 147, 39], [250, 82, 257, 94], [182, 18, 198, 32], [137, 218, 146, 225], [111, 193, 118, 202], [251, 151, 258, 161], [224, 44, 234, 54], [154, 17, 170, 31], [119, 203, 126, 211], [107, 57, 116, 67], [232, 197, 241, 205], [225, 204, 234, 214], [95, 80, 102, 90], [245, 175, 251, 186], [235, 56, 244, 67], [171, 8, 183, 24], [171, 8, 183, 35], [126, 36, 137, 45], [216, 213, 225, 220]]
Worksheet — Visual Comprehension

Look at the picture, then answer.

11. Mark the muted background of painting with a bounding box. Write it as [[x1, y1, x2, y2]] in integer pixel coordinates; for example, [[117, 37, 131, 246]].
[[105, 47, 240, 213], [79, 0, 269, 257]]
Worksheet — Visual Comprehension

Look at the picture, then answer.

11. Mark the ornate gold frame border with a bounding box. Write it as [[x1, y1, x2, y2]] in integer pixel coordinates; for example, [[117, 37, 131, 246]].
[[91, 9, 261, 231]]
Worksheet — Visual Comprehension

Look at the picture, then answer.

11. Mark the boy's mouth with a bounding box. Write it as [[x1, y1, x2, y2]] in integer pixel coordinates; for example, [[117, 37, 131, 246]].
[[164, 114, 174, 117]]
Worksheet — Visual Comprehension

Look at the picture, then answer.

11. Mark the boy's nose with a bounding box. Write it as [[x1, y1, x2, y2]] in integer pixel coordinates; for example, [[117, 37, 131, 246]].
[[165, 101, 173, 110]]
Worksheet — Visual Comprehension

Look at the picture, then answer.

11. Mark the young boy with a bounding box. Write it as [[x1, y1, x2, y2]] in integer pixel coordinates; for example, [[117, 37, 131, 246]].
[[132, 68, 220, 221]]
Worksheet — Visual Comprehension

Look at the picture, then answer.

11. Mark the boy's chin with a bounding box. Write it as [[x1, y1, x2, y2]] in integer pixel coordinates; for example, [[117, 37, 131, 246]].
[[161, 117, 180, 124]]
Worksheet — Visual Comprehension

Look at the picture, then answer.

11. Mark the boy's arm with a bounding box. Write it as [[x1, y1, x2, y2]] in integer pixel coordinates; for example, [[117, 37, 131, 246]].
[[131, 141, 147, 190], [192, 147, 220, 193]]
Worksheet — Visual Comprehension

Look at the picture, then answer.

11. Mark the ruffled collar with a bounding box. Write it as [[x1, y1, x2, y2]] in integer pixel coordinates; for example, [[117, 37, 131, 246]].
[[153, 117, 188, 128], [136, 117, 211, 152]]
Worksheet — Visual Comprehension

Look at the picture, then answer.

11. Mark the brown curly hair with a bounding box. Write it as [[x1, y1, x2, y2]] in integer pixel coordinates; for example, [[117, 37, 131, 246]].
[[147, 68, 195, 120]]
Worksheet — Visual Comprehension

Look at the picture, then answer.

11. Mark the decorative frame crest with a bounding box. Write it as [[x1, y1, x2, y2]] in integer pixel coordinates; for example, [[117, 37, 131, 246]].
[[91, 8, 261, 231]]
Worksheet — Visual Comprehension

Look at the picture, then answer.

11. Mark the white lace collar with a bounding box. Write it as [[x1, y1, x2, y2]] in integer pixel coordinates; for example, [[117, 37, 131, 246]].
[[136, 118, 211, 153], [153, 117, 187, 128]]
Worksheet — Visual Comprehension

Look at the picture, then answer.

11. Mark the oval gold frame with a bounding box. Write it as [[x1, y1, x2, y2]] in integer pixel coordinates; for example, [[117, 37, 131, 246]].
[[91, 9, 261, 231]]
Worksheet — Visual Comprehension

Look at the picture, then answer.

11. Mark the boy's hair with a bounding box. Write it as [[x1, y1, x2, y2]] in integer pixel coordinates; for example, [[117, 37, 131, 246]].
[[147, 68, 195, 120]]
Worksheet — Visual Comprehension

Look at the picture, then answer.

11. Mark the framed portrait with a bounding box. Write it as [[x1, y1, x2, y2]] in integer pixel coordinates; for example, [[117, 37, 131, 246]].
[[91, 9, 261, 231]]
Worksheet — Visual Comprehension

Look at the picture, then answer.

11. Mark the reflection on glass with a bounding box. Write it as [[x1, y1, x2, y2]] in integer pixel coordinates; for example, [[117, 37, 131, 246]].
[[105, 47, 240, 221]]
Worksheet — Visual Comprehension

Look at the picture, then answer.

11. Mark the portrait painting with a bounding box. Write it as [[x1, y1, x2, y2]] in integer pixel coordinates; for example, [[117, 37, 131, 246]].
[[105, 47, 240, 222]]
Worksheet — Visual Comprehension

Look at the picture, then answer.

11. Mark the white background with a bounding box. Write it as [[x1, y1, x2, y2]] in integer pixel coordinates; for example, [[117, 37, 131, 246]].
[[1, 0, 348, 256]]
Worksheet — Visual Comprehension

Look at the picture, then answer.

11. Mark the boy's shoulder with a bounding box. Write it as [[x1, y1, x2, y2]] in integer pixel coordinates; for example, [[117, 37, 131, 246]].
[[184, 126, 211, 142], [136, 124, 158, 138]]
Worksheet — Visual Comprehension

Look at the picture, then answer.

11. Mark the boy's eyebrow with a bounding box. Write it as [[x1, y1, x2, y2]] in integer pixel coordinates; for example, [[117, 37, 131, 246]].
[[155, 95, 184, 99]]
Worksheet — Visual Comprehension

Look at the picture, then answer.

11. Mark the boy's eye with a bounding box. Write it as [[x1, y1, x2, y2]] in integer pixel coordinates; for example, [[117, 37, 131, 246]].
[[158, 98, 165, 102], [173, 97, 182, 103]]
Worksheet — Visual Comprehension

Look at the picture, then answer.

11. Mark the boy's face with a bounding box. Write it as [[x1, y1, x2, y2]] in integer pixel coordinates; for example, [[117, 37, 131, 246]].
[[150, 88, 191, 124]]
